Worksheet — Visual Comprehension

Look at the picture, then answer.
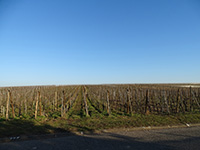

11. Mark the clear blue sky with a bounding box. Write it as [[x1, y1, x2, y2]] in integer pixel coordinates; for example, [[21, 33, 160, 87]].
[[0, 0, 200, 86]]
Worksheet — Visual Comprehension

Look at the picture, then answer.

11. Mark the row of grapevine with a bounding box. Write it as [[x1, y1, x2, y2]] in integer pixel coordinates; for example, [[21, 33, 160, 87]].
[[0, 84, 199, 119], [86, 84, 200, 115], [0, 85, 79, 119]]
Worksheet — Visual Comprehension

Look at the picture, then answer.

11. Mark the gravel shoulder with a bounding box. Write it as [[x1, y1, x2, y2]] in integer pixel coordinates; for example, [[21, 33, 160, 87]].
[[0, 125, 200, 150]]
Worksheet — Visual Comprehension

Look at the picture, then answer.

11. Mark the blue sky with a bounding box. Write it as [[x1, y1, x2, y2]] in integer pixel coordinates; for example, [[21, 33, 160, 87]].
[[0, 0, 200, 86]]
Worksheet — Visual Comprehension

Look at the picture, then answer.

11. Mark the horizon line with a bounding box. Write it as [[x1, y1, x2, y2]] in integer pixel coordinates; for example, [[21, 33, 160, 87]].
[[0, 82, 200, 88]]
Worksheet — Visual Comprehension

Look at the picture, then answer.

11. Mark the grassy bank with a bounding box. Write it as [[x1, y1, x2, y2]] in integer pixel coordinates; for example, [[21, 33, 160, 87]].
[[0, 112, 200, 138]]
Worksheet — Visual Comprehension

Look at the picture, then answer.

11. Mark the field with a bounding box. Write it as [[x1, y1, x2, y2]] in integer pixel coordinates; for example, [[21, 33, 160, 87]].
[[0, 84, 200, 137]]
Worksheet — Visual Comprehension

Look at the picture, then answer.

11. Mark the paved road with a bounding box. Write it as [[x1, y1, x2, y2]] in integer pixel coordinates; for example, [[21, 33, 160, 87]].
[[0, 126, 200, 150]]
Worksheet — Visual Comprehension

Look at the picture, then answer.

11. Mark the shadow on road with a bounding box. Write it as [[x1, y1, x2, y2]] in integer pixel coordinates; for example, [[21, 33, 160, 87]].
[[0, 120, 200, 150], [0, 132, 173, 150], [0, 119, 69, 138]]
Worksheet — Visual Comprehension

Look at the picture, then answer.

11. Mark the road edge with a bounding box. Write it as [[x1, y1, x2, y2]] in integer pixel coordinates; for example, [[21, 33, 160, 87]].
[[1, 123, 200, 143]]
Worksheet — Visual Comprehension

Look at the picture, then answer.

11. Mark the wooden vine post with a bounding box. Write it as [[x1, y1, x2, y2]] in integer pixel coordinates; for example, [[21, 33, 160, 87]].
[[189, 86, 193, 112], [83, 87, 89, 117], [106, 90, 111, 115], [168, 90, 172, 113], [39, 91, 42, 116], [164, 90, 170, 114], [61, 90, 64, 117], [161, 90, 165, 113], [119, 90, 122, 112], [179, 89, 184, 113], [198, 88, 200, 106], [127, 88, 133, 115], [194, 90, 200, 109], [135, 89, 140, 113], [145, 89, 150, 115], [113, 90, 117, 109], [10, 91, 15, 118], [55, 91, 58, 111], [35, 91, 39, 119], [24, 97, 27, 115], [176, 89, 180, 113], [24, 91, 28, 114], [18, 94, 21, 117], [6, 90, 10, 120], [64, 90, 67, 114], [70, 96, 72, 109]]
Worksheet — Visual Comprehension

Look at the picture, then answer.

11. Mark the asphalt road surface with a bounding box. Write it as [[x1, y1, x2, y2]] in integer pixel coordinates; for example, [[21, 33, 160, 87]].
[[0, 126, 200, 150]]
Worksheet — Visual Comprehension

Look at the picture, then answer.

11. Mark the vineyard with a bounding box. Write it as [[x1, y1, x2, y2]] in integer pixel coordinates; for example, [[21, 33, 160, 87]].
[[0, 84, 200, 120], [0, 84, 200, 137]]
